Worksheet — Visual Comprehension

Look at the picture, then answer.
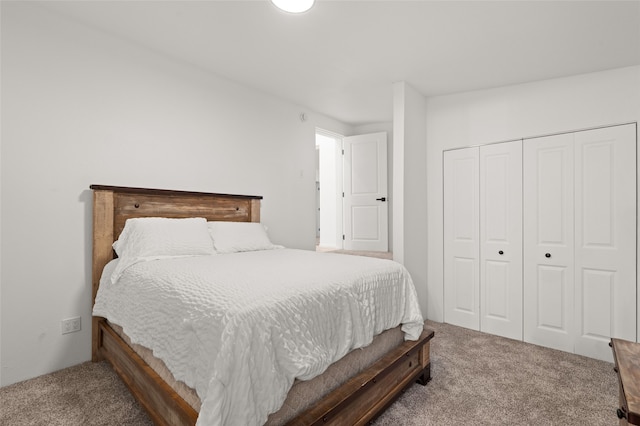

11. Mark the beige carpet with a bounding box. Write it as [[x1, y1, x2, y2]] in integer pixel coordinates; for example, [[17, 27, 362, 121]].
[[376, 322, 618, 425], [0, 360, 153, 426], [0, 321, 618, 425]]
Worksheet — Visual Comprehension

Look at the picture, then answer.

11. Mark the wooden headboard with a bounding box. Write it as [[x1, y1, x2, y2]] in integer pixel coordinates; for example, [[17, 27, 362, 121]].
[[90, 184, 262, 307]]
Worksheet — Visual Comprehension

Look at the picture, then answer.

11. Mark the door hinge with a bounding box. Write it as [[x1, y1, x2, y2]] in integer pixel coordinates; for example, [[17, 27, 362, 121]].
[[342, 235, 345, 240], [342, 192, 345, 197], [342, 149, 344, 155]]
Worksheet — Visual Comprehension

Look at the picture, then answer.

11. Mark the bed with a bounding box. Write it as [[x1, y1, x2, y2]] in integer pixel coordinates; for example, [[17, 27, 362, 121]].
[[90, 184, 434, 425]]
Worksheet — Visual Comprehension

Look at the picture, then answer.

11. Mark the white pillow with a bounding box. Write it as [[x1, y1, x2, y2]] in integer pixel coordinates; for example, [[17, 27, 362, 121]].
[[208, 221, 282, 253], [110, 217, 215, 283]]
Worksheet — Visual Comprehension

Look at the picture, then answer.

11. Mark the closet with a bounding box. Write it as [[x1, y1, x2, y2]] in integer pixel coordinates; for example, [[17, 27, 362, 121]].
[[444, 123, 637, 361], [443, 140, 523, 340]]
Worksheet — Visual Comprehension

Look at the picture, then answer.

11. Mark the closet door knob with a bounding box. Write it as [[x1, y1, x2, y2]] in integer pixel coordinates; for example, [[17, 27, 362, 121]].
[[498, 250, 504, 255], [545, 253, 551, 258]]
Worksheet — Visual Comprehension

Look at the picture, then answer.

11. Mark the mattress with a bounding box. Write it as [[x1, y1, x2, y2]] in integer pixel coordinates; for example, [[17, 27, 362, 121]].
[[93, 248, 423, 425]]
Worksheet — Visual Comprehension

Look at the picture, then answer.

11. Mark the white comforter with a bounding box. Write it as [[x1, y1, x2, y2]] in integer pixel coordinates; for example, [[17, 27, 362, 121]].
[[93, 248, 424, 426]]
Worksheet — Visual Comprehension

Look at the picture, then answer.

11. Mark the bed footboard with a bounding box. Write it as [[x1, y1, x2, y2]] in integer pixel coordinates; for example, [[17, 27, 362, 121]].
[[288, 327, 434, 425], [94, 318, 433, 426]]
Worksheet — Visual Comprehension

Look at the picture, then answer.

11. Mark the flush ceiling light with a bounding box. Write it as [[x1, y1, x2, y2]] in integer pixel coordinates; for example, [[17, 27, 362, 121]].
[[271, 0, 315, 13]]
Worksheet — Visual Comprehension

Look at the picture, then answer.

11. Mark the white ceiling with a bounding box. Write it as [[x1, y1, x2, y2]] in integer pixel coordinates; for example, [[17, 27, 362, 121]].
[[38, 1, 640, 126]]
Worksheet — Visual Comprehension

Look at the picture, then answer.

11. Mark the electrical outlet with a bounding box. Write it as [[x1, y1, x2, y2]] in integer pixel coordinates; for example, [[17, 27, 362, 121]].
[[61, 317, 81, 335]]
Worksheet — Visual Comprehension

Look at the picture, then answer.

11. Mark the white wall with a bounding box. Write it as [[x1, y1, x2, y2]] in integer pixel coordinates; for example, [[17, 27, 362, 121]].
[[0, 3, 351, 386], [426, 66, 640, 323], [393, 82, 428, 317]]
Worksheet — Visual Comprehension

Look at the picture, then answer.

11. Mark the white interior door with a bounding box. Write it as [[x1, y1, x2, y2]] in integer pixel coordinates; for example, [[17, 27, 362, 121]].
[[523, 133, 575, 353], [573, 124, 636, 361], [343, 132, 388, 251], [444, 147, 480, 330], [480, 141, 523, 340]]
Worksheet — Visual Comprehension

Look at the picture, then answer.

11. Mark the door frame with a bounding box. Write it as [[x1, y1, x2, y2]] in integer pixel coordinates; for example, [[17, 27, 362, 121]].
[[316, 129, 391, 252], [316, 129, 344, 250]]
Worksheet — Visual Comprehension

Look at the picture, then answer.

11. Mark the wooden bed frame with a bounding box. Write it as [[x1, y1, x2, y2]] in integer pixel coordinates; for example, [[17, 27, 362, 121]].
[[90, 184, 434, 426]]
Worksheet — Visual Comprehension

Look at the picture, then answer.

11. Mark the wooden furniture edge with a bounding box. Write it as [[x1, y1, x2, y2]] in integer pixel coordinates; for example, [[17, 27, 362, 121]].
[[611, 338, 640, 425], [92, 189, 114, 362], [250, 198, 261, 223], [90, 184, 263, 200]]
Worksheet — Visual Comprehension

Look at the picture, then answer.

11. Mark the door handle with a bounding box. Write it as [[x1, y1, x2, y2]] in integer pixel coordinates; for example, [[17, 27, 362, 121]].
[[545, 253, 551, 258], [376, 197, 387, 202]]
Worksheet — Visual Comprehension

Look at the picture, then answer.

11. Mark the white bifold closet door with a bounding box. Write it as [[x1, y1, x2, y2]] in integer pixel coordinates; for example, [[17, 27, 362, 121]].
[[444, 140, 523, 339], [480, 141, 523, 340], [444, 147, 480, 331], [573, 126, 636, 360], [524, 124, 636, 361], [523, 133, 575, 353]]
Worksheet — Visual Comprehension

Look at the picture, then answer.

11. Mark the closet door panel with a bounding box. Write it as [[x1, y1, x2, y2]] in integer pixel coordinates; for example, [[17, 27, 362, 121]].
[[444, 147, 480, 330], [485, 261, 509, 318], [536, 265, 571, 329], [574, 124, 636, 360], [524, 133, 575, 352], [480, 141, 523, 340]]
